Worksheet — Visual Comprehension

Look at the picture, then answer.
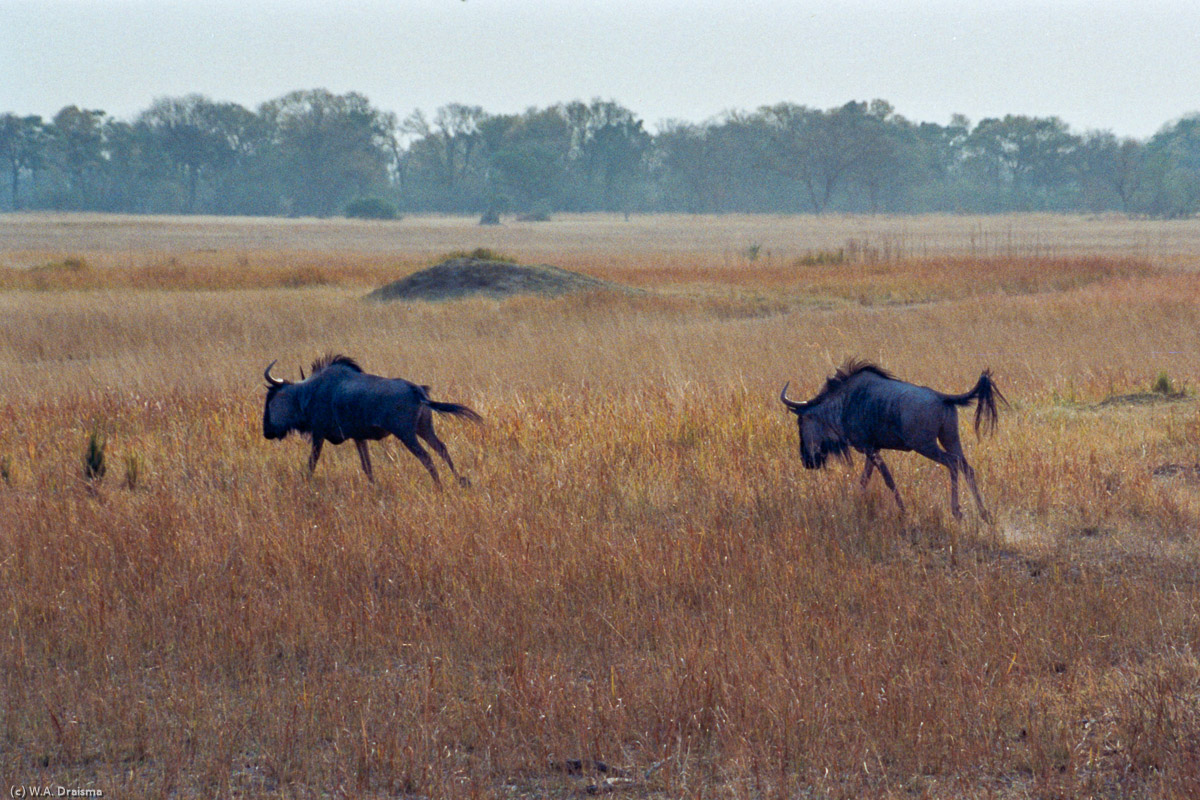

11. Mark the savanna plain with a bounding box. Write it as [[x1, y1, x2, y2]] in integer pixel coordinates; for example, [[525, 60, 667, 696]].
[[2, 213, 1200, 799]]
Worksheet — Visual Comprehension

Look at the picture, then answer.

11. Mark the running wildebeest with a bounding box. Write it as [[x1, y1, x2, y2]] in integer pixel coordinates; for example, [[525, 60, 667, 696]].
[[780, 360, 1006, 520], [263, 354, 481, 488]]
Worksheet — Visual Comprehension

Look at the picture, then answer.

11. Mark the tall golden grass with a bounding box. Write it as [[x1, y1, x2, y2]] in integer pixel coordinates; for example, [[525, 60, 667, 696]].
[[1, 214, 1199, 798]]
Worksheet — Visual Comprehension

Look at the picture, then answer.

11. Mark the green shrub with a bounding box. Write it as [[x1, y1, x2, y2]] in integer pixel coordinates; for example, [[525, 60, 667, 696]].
[[795, 248, 846, 266], [517, 200, 553, 222], [344, 197, 399, 220], [1152, 371, 1176, 395], [32, 256, 88, 272], [442, 248, 516, 264]]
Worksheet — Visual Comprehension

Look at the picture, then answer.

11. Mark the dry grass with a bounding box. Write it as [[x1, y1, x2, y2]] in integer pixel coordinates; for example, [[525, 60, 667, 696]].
[[5, 210, 1200, 272], [2, 213, 1200, 798]]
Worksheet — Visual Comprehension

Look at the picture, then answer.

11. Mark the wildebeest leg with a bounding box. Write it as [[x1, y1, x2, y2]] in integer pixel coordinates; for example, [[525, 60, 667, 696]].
[[958, 455, 990, 522], [354, 439, 375, 483], [859, 456, 876, 489], [916, 443, 963, 519], [417, 410, 470, 486], [938, 422, 990, 521], [867, 452, 905, 513], [945, 457, 962, 519], [308, 437, 324, 474], [397, 431, 442, 489]]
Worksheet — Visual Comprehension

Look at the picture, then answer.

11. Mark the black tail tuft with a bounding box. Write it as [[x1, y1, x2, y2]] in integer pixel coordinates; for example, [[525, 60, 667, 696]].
[[427, 400, 483, 423], [943, 369, 1008, 438], [974, 369, 1008, 437]]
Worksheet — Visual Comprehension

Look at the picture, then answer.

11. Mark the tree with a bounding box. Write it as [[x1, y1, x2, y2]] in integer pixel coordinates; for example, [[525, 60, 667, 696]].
[[559, 99, 650, 211], [47, 106, 107, 207], [653, 113, 777, 212], [653, 121, 712, 212], [0, 114, 46, 209], [139, 95, 258, 212], [96, 119, 162, 212], [582, 120, 649, 211], [1142, 115, 1200, 218], [401, 103, 488, 209], [843, 101, 925, 213], [260, 89, 396, 217], [482, 108, 573, 213], [1078, 131, 1143, 211], [757, 102, 878, 213], [963, 115, 1081, 208]]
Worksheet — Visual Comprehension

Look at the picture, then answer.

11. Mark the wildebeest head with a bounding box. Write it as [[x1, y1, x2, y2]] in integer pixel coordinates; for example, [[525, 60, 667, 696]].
[[780, 381, 850, 469], [262, 360, 304, 440]]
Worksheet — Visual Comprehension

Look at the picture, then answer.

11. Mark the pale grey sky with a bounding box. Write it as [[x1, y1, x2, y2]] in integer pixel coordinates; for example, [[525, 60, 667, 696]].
[[3, 0, 1198, 138]]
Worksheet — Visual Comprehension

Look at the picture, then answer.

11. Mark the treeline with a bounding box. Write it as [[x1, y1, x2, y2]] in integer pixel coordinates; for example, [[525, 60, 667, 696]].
[[3, 89, 1200, 218]]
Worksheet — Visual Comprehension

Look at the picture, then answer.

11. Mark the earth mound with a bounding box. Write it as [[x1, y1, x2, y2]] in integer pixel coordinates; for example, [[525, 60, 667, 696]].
[[366, 257, 624, 302]]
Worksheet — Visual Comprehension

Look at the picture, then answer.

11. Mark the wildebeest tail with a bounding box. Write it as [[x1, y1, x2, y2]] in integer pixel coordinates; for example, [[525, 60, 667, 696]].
[[411, 383, 483, 423], [425, 399, 483, 423], [940, 369, 1008, 437]]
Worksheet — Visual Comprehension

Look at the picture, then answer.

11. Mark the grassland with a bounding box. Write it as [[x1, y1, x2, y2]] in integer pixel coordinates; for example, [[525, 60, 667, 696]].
[[1, 213, 1199, 798]]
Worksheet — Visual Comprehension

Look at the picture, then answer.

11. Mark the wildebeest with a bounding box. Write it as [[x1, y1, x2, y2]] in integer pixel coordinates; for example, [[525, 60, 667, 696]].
[[263, 354, 481, 488], [780, 359, 1006, 520]]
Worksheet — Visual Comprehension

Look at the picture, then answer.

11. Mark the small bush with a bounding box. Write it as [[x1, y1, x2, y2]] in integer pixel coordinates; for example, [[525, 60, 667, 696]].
[[517, 200, 553, 222], [344, 197, 399, 220], [1152, 371, 1176, 395], [744, 243, 762, 263], [83, 428, 106, 484], [441, 248, 516, 264], [795, 248, 845, 266], [31, 256, 88, 273], [479, 208, 501, 226], [281, 266, 332, 288]]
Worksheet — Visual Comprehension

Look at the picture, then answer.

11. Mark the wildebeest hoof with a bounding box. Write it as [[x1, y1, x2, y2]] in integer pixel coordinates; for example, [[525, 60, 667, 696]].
[[457, 476, 472, 488]]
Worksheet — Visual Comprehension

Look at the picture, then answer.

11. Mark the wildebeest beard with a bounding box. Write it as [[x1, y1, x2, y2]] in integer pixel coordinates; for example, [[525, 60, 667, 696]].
[[262, 383, 303, 440], [800, 428, 850, 469], [798, 401, 851, 470]]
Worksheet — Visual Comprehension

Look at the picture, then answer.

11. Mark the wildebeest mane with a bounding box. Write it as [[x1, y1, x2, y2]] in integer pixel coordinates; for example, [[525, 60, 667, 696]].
[[807, 358, 894, 404], [310, 353, 363, 375], [830, 358, 893, 386]]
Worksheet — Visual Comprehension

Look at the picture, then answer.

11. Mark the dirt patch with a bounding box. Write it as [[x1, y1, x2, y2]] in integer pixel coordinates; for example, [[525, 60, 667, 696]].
[[1152, 462, 1200, 482], [366, 257, 629, 302], [1095, 391, 1190, 408]]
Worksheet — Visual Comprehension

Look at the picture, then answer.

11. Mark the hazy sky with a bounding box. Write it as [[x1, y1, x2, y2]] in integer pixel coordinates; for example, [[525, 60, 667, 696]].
[[3, 0, 1198, 138]]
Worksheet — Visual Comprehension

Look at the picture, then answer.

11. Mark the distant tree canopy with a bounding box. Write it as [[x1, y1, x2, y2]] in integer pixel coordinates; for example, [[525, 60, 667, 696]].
[[3, 90, 1199, 218]]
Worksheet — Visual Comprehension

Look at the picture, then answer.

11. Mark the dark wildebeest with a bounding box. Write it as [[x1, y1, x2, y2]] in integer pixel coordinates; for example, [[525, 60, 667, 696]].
[[780, 360, 1006, 520], [263, 354, 481, 488]]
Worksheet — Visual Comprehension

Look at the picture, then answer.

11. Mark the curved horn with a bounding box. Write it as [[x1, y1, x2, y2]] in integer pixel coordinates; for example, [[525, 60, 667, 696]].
[[780, 381, 806, 412], [264, 360, 285, 387]]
